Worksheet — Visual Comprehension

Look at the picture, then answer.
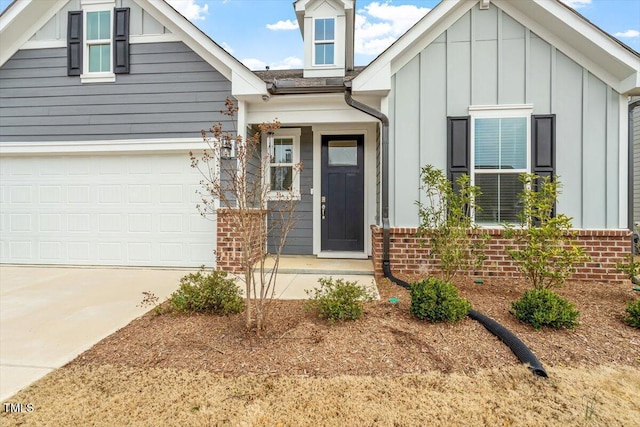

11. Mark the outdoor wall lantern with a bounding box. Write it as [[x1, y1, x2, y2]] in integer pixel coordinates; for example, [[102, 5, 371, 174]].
[[220, 137, 235, 160]]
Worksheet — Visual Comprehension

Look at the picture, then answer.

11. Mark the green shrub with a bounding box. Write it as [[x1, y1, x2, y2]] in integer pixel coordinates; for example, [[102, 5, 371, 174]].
[[304, 277, 373, 322], [170, 267, 244, 314], [409, 277, 471, 323], [504, 174, 587, 290], [415, 165, 489, 282], [511, 288, 579, 330], [624, 299, 640, 328]]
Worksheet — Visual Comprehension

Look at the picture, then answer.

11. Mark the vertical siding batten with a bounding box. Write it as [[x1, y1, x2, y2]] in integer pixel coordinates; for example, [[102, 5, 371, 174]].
[[583, 72, 607, 228], [606, 88, 620, 229], [525, 28, 530, 104], [393, 56, 420, 226], [389, 75, 396, 226], [497, 9, 502, 104]]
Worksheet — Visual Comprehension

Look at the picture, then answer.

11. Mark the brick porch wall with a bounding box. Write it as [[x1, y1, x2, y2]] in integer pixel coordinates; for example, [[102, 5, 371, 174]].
[[371, 226, 632, 283], [216, 208, 267, 274]]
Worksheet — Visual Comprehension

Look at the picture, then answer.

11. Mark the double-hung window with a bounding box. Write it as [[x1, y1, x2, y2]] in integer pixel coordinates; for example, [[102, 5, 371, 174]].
[[470, 106, 532, 225], [264, 129, 301, 200], [81, 1, 115, 82], [314, 18, 335, 65]]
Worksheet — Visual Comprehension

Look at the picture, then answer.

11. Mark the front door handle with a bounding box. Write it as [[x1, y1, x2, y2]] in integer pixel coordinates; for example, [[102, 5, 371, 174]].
[[321, 204, 326, 219]]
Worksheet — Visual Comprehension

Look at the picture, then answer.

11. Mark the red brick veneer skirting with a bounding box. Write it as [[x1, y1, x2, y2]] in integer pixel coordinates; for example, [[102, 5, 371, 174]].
[[371, 226, 632, 284]]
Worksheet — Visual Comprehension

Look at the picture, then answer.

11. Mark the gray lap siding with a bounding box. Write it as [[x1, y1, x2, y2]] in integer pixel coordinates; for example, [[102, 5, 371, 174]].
[[0, 42, 233, 142]]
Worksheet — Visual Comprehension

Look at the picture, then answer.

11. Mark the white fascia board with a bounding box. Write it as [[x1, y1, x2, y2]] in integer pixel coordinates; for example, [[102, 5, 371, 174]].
[[0, 0, 30, 26], [494, 0, 640, 93], [529, 0, 640, 71], [351, 61, 391, 93], [134, 0, 266, 96], [620, 73, 640, 96], [0, 0, 69, 67], [246, 94, 377, 124], [0, 138, 205, 155], [352, 0, 465, 93]]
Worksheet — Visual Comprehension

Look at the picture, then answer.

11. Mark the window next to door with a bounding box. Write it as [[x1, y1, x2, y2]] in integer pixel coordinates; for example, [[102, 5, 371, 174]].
[[470, 105, 532, 225], [264, 128, 301, 200]]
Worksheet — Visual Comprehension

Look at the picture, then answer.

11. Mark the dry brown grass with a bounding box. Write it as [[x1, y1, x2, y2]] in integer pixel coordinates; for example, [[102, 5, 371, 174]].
[[2, 364, 638, 426]]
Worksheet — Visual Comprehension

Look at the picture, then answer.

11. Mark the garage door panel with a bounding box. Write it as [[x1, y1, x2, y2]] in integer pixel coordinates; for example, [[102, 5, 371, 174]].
[[1, 153, 216, 267], [39, 241, 62, 260], [68, 242, 90, 261]]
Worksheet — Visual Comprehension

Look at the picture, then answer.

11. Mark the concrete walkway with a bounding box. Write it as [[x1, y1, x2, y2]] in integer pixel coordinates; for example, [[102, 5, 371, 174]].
[[0, 259, 376, 401]]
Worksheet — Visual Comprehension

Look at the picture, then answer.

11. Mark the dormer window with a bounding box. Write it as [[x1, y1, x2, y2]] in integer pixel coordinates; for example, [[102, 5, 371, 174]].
[[314, 18, 335, 65], [67, 1, 130, 83], [86, 10, 112, 73]]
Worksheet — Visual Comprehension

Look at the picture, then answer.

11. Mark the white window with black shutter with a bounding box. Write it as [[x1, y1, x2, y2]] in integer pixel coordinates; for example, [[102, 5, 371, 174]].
[[68, 0, 129, 83], [448, 107, 556, 226]]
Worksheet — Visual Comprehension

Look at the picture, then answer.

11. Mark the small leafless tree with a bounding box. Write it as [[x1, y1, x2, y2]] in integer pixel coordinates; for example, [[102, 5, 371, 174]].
[[190, 98, 301, 331]]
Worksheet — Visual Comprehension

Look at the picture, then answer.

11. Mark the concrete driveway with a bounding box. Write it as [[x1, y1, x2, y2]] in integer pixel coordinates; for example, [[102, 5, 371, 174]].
[[0, 266, 185, 401], [0, 260, 377, 401]]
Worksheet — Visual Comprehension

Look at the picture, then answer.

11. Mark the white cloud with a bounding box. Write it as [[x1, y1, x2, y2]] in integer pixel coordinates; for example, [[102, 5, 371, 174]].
[[267, 19, 299, 31], [166, 0, 209, 21], [355, 1, 430, 56], [242, 58, 267, 70], [614, 29, 640, 38], [241, 56, 303, 71], [221, 41, 234, 54], [560, 0, 592, 9]]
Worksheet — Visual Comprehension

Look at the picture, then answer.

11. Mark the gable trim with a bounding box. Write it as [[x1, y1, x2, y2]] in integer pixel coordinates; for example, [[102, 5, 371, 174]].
[[134, 0, 266, 97], [494, 0, 639, 95], [0, 0, 69, 67], [353, 0, 639, 96]]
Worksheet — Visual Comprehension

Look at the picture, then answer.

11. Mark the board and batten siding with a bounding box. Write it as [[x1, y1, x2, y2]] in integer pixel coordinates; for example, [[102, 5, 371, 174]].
[[31, 0, 169, 42], [390, 3, 622, 230], [633, 97, 640, 227], [0, 42, 233, 142]]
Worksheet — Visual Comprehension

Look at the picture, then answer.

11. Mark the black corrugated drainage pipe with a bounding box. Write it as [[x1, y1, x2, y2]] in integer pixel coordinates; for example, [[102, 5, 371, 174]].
[[468, 310, 548, 377], [343, 82, 547, 377]]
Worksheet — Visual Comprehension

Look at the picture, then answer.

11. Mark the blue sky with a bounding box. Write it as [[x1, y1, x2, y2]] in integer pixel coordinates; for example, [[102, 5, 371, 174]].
[[2, 0, 639, 69]]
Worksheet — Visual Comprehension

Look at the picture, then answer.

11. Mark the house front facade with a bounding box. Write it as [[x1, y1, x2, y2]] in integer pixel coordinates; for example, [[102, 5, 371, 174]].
[[1, 0, 639, 282]]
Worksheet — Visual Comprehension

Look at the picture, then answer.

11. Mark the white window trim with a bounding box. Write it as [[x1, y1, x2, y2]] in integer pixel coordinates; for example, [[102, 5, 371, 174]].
[[313, 17, 335, 67], [262, 128, 302, 201], [81, 1, 116, 83], [469, 104, 533, 226]]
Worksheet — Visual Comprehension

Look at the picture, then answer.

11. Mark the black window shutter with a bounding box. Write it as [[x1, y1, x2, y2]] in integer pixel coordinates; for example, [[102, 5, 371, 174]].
[[531, 114, 556, 218], [447, 116, 471, 188], [67, 11, 83, 76], [113, 8, 130, 74], [531, 114, 556, 181]]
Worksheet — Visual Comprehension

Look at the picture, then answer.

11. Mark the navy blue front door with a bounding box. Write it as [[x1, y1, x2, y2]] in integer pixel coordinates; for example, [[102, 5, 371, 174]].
[[321, 134, 364, 251]]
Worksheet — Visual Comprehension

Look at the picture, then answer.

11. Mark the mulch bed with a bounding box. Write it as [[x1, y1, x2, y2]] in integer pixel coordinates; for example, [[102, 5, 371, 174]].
[[68, 276, 639, 377]]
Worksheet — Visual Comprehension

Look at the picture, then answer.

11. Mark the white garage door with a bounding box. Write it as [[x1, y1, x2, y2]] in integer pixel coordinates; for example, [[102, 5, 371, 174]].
[[0, 152, 216, 267]]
